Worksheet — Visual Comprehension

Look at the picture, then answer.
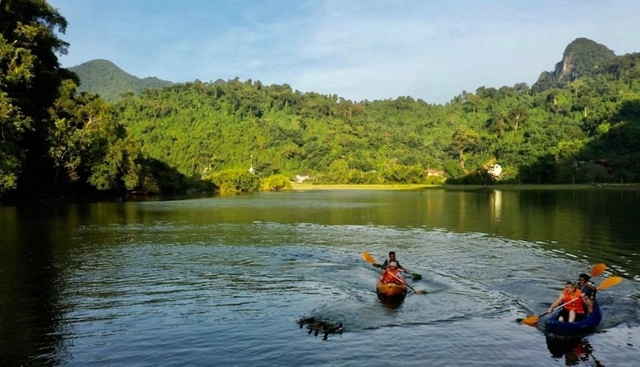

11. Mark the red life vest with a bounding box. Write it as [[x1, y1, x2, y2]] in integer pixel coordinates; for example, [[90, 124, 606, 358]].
[[380, 268, 404, 285], [562, 289, 584, 314]]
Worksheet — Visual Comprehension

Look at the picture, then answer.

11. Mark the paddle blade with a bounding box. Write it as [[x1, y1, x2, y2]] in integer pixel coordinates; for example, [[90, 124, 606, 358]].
[[591, 263, 606, 277], [411, 273, 422, 280], [361, 252, 377, 265], [521, 315, 539, 326], [597, 276, 622, 290]]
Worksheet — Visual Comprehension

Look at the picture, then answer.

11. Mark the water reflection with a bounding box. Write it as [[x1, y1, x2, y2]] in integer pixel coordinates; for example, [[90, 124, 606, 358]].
[[546, 337, 605, 366], [0, 204, 71, 366], [490, 189, 503, 222], [377, 294, 406, 311]]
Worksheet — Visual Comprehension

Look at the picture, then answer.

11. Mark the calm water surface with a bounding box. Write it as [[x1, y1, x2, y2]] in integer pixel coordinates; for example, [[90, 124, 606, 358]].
[[1, 188, 639, 366]]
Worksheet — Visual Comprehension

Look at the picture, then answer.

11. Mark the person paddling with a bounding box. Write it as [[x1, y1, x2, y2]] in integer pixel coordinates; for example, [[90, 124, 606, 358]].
[[547, 281, 591, 323], [379, 262, 405, 285], [577, 273, 597, 301], [381, 251, 411, 274]]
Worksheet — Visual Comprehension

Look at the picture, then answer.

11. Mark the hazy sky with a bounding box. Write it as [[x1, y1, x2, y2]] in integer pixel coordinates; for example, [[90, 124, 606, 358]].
[[48, 0, 640, 104]]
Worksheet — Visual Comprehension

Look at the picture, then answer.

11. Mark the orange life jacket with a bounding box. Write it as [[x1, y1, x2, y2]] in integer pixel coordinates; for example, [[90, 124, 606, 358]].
[[562, 289, 584, 314], [380, 268, 404, 285]]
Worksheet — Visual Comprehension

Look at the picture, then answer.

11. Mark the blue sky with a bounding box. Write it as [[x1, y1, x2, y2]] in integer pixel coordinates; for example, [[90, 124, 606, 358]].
[[49, 0, 639, 104]]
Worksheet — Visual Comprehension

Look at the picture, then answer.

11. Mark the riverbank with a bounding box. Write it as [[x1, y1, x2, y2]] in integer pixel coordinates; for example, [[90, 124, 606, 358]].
[[289, 183, 430, 190], [290, 183, 640, 191]]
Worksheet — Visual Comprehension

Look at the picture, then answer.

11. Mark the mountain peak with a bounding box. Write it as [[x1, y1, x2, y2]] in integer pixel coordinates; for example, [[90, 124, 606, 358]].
[[554, 38, 615, 80], [532, 38, 616, 92], [68, 59, 173, 102]]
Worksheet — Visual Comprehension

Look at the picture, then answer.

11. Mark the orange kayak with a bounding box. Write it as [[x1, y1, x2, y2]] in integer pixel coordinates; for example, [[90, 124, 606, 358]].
[[376, 281, 408, 298]]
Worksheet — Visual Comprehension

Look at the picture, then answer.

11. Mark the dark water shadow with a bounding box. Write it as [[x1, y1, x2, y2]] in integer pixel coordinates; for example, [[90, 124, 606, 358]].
[[377, 294, 406, 312], [546, 337, 605, 366]]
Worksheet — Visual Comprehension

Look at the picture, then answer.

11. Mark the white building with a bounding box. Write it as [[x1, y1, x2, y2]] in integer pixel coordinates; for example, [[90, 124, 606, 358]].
[[488, 164, 502, 179], [296, 174, 310, 183]]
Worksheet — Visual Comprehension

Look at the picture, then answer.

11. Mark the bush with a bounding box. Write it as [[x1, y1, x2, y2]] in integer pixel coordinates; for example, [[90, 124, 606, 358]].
[[446, 168, 495, 185], [206, 169, 260, 193], [262, 174, 292, 191], [381, 164, 425, 184]]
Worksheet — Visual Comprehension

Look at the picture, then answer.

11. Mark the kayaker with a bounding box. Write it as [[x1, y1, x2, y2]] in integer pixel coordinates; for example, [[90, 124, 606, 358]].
[[379, 262, 404, 285], [577, 273, 597, 301], [382, 251, 408, 272], [547, 281, 590, 323]]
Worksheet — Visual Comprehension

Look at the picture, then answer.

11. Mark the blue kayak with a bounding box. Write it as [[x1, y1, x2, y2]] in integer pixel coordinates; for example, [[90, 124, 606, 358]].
[[544, 302, 602, 336]]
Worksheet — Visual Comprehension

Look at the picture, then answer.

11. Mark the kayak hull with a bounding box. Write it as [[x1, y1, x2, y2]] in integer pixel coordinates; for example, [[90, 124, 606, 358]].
[[544, 302, 602, 336], [376, 282, 408, 298]]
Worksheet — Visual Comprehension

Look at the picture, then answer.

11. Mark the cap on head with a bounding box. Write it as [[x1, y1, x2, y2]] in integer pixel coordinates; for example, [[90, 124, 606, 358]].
[[389, 261, 398, 268]]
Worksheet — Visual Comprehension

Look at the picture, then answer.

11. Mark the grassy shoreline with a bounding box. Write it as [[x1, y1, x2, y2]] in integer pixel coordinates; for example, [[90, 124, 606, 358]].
[[289, 183, 640, 191], [289, 183, 429, 190]]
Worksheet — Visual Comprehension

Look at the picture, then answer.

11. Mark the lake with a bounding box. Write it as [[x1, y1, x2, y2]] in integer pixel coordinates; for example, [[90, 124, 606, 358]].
[[1, 188, 639, 366]]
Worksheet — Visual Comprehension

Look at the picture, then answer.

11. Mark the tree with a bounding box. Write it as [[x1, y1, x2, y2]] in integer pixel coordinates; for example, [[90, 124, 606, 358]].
[[0, 0, 73, 193], [509, 105, 529, 131], [449, 128, 480, 169], [487, 110, 508, 137]]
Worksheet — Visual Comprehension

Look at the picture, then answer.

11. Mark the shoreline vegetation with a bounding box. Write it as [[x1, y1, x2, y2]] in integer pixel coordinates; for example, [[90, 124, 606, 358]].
[[289, 183, 640, 191]]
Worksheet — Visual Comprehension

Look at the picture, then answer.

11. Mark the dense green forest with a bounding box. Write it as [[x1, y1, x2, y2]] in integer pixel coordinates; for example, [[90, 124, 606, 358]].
[[114, 37, 640, 186], [1, 0, 639, 201]]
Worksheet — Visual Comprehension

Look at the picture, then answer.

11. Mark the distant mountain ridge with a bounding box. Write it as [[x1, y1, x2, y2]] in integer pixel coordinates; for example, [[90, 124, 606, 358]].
[[73, 38, 619, 104], [68, 59, 173, 102]]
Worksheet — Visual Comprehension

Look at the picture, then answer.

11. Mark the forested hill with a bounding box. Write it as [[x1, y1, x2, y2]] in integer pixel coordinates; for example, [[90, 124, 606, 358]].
[[114, 38, 640, 185], [69, 59, 173, 102]]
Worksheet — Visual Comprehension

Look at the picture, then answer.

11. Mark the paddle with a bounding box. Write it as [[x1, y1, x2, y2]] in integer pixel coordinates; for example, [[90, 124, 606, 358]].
[[521, 276, 622, 326], [389, 272, 425, 295], [361, 252, 377, 266], [361, 252, 422, 280], [591, 263, 606, 277]]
